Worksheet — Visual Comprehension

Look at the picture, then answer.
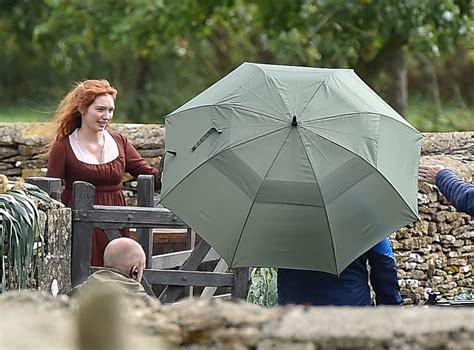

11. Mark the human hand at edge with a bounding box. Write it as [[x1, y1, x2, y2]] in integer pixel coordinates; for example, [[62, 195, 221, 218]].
[[419, 165, 445, 184]]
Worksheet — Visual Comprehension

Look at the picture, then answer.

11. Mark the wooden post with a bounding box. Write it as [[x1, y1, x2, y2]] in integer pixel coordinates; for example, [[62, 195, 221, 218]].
[[71, 181, 95, 287], [136, 175, 154, 268], [231, 267, 250, 300], [26, 177, 62, 200]]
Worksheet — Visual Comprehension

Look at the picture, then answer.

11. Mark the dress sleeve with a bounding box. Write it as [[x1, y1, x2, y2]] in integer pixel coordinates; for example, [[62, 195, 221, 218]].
[[46, 141, 66, 179], [122, 134, 161, 190], [435, 169, 474, 215], [368, 238, 403, 305]]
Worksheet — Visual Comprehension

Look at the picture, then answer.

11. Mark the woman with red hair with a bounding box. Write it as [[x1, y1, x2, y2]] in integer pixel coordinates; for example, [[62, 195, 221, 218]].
[[46, 79, 160, 266]]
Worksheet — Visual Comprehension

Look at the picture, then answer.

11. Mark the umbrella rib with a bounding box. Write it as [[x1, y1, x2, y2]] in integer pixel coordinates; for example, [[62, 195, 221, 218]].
[[304, 112, 423, 135], [238, 85, 289, 120], [159, 125, 289, 204], [167, 102, 286, 124], [333, 74, 376, 112], [167, 68, 261, 118], [303, 124, 378, 142], [309, 73, 421, 134], [229, 127, 295, 267], [298, 73, 334, 118], [304, 111, 377, 123], [216, 104, 288, 123], [295, 128, 339, 273], [166, 104, 222, 118], [300, 126, 419, 219], [254, 64, 292, 119]]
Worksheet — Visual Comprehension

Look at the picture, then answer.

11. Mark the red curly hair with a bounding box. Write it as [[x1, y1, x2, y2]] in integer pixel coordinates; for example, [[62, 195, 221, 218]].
[[44, 79, 117, 155]]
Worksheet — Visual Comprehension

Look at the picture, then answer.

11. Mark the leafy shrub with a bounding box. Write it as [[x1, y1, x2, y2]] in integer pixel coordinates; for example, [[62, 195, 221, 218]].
[[0, 175, 55, 292]]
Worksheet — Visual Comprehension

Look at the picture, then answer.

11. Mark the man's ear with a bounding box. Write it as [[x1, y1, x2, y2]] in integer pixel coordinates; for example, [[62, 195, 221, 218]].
[[129, 265, 139, 281]]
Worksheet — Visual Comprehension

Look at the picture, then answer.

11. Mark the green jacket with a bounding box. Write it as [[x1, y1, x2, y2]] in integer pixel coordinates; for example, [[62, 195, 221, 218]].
[[72, 269, 147, 297]]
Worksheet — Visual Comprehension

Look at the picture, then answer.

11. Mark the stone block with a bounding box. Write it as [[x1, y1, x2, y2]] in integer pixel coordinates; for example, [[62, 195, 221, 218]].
[[434, 211, 447, 222], [445, 212, 460, 223], [460, 245, 473, 253], [18, 144, 39, 156], [0, 146, 18, 158], [427, 222, 437, 235], [437, 222, 453, 234], [446, 258, 467, 266], [441, 234, 456, 244], [409, 253, 424, 263], [408, 270, 426, 280]]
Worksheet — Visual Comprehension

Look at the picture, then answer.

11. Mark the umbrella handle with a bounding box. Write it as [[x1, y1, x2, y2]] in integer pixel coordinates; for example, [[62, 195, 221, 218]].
[[191, 127, 222, 152]]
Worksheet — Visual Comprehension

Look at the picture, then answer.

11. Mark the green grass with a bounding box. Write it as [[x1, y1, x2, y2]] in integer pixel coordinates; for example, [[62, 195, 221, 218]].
[[405, 99, 473, 132], [1, 101, 472, 132], [0, 107, 52, 123]]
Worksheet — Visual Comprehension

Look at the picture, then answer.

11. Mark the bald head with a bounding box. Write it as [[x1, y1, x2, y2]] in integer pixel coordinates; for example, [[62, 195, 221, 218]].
[[103, 238, 146, 282]]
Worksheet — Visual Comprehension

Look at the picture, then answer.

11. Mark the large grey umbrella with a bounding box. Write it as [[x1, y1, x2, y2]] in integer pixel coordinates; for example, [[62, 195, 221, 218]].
[[161, 62, 422, 274]]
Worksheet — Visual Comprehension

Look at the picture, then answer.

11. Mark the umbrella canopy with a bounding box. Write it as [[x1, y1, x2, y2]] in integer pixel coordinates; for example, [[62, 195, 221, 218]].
[[161, 62, 422, 274]]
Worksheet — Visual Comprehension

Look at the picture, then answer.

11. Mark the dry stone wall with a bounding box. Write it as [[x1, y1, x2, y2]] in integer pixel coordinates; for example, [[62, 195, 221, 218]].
[[0, 123, 472, 304], [1, 291, 474, 349]]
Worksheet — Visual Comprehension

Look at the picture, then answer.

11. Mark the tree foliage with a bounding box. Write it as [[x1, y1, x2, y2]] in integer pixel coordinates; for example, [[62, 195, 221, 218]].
[[0, 0, 472, 122]]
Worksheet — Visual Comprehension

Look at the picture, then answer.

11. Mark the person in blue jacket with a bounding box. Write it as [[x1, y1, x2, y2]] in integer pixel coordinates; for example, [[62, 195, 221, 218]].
[[277, 238, 402, 306], [419, 165, 473, 216]]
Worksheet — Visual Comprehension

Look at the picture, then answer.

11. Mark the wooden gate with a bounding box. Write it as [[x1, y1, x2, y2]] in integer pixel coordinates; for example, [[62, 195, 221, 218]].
[[27, 176, 249, 302]]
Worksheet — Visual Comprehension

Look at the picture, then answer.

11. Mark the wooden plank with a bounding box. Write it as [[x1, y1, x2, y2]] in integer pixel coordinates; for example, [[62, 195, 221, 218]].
[[200, 258, 229, 298], [151, 247, 220, 269], [71, 181, 95, 287], [73, 207, 186, 227], [136, 175, 154, 268], [91, 222, 187, 230], [143, 269, 234, 287], [176, 239, 211, 270], [152, 250, 192, 270]]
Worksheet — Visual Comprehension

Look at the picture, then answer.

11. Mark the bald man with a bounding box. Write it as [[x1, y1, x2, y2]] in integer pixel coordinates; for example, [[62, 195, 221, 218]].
[[72, 238, 147, 296]]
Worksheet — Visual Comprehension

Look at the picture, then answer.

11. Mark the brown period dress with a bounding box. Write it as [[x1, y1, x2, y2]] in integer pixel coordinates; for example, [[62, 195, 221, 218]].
[[47, 132, 159, 266]]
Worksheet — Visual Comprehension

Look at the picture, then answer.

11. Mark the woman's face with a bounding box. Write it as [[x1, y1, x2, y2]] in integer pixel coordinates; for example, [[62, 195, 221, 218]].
[[81, 94, 115, 132]]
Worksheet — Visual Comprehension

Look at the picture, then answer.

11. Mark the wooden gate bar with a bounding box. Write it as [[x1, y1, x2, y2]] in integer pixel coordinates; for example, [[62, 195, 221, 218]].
[[72, 206, 185, 227], [144, 269, 234, 287]]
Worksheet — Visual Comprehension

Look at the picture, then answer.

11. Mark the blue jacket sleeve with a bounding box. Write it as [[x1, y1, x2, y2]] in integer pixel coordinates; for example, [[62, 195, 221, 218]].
[[435, 169, 474, 216], [368, 238, 403, 305]]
